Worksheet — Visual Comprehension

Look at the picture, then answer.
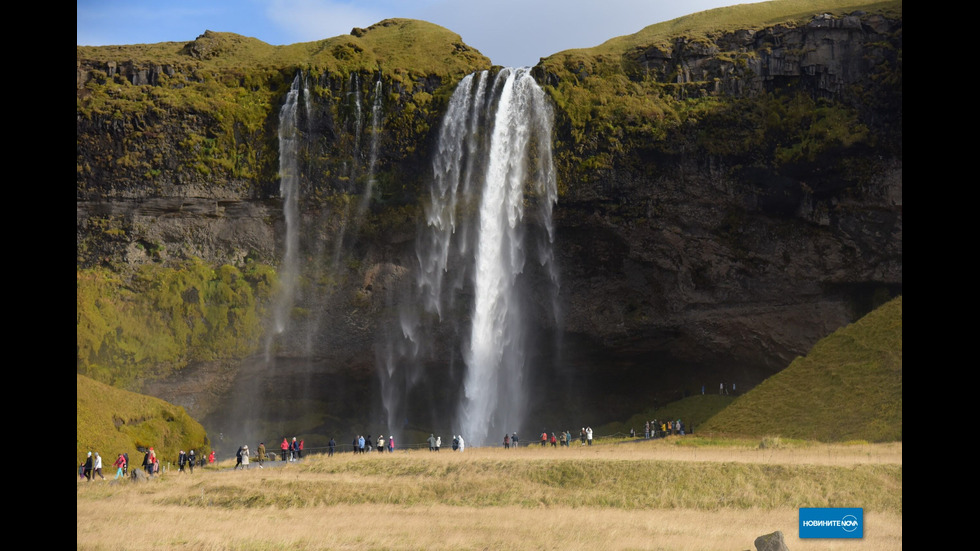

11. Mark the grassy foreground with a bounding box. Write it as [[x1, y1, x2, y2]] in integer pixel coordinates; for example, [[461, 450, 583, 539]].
[[77, 438, 901, 550]]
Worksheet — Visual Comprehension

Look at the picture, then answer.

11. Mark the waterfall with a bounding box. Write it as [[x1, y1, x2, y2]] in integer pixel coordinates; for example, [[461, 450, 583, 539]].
[[380, 68, 558, 446], [267, 72, 305, 357], [360, 75, 383, 214], [350, 72, 363, 169]]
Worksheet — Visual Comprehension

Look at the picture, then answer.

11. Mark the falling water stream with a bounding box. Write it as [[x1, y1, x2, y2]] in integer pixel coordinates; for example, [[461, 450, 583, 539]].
[[381, 68, 558, 446], [266, 73, 305, 358]]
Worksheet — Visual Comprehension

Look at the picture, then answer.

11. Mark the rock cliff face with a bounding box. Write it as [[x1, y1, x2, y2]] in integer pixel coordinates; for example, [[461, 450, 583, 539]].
[[76, 7, 902, 441]]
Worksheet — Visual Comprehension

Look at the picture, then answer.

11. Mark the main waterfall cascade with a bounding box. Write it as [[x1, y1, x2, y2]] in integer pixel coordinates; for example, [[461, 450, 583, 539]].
[[379, 67, 560, 447]]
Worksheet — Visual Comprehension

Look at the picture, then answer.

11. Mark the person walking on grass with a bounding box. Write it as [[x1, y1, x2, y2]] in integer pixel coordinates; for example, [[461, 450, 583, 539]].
[[178, 450, 187, 473], [188, 449, 196, 473], [84, 452, 93, 481], [113, 453, 126, 478], [241, 445, 250, 469], [93, 452, 105, 480], [257, 443, 266, 468]]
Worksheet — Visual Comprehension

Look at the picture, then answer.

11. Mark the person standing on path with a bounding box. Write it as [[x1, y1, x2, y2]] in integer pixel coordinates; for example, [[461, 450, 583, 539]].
[[257, 443, 266, 468], [586, 427, 593, 446]]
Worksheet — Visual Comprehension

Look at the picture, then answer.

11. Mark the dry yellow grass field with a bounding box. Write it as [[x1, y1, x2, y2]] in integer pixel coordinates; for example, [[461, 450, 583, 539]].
[[77, 439, 902, 550]]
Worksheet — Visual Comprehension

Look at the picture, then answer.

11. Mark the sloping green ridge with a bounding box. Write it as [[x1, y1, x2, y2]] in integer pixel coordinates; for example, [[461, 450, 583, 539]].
[[76, 18, 490, 79], [699, 296, 902, 442], [583, 0, 901, 54], [77, 373, 210, 467]]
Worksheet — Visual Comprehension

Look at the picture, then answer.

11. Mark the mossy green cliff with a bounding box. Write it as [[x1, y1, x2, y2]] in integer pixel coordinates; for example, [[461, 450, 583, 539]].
[[76, 1, 901, 438]]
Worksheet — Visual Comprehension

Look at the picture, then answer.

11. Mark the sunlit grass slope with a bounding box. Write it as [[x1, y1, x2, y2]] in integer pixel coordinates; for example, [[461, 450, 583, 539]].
[[77, 373, 210, 467], [578, 0, 902, 55], [76, 18, 491, 83], [698, 296, 902, 442]]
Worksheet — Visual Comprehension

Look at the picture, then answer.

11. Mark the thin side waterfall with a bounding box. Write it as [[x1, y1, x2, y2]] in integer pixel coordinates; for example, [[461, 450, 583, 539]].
[[266, 72, 305, 358], [359, 75, 383, 215], [379, 68, 558, 446], [350, 72, 363, 170]]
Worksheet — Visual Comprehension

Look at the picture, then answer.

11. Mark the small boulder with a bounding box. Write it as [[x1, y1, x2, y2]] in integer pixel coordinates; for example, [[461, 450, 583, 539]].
[[755, 531, 789, 551]]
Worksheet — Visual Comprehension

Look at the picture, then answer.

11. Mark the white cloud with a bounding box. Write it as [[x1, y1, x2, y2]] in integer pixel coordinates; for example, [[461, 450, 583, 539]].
[[265, 0, 390, 44]]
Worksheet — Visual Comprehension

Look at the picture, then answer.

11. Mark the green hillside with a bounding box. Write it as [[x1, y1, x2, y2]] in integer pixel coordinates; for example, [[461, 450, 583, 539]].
[[76, 18, 491, 82], [77, 373, 211, 467], [698, 296, 902, 442]]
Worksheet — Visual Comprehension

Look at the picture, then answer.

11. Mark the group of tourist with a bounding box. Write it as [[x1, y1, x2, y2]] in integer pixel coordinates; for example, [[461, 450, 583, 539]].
[[642, 419, 685, 438], [83, 419, 688, 479], [350, 434, 395, 454], [280, 437, 303, 461], [532, 428, 591, 447]]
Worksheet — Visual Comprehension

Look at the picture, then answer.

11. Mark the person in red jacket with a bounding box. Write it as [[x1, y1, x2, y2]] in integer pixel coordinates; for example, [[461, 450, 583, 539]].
[[113, 454, 126, 479], [281, 438, 289, 461]]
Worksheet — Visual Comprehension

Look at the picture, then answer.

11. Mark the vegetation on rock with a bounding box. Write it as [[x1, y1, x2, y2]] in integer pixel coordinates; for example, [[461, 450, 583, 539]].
[[77, 259, 275, 388]]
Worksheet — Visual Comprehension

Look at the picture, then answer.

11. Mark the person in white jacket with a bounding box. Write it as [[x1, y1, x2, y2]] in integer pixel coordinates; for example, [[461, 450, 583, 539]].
[[586, 427, 593, 446], [457, 435, 465, 452], [93, 452, 105, 480]]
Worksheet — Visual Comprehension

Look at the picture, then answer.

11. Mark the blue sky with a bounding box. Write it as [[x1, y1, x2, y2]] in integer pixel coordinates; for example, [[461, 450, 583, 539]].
[[77, 0, 766, 68]]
